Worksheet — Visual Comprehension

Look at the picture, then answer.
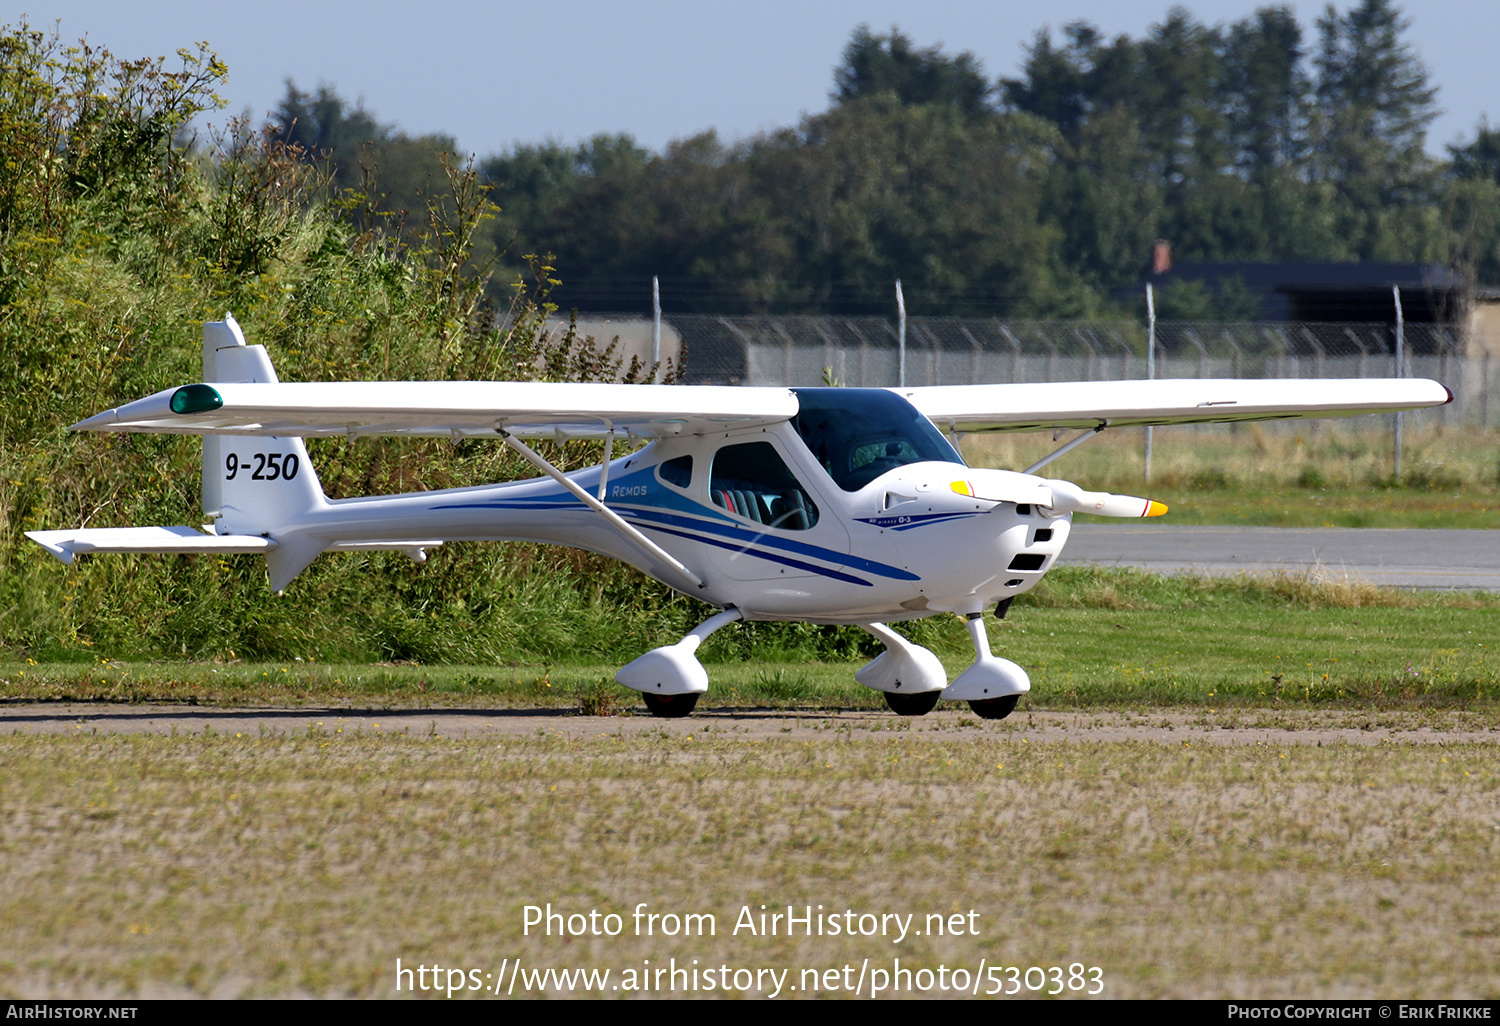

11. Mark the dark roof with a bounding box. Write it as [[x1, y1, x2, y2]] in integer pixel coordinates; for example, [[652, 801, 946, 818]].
[[1127, 260, 1474, 323], [1153, 261, 1468, 292]]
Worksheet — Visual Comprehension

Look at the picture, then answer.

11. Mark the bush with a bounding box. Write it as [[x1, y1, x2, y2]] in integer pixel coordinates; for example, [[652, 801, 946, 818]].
[[0, 19, 691, 666]]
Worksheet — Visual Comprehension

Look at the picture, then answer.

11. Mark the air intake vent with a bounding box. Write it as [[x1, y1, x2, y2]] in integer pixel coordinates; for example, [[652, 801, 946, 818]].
[[1007, 554, 1046, 571]]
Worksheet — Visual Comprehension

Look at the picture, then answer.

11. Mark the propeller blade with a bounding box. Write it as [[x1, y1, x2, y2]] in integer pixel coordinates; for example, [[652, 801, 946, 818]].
[[1044, 479, 1168, 518], [949, 470, 1053, 507], [949, 471, 1166, 518]]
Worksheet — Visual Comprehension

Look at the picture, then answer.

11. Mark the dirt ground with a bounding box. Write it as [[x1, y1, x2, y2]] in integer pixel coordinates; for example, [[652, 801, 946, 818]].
[[6, 701, 1498, 745], [4, 700, 1498, 998]]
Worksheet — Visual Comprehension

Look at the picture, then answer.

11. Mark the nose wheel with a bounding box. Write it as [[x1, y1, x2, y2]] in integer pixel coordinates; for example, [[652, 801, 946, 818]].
[[968, 695, 1019, 720], [642, 692, 700, 718], [883, 690, 941, 716]]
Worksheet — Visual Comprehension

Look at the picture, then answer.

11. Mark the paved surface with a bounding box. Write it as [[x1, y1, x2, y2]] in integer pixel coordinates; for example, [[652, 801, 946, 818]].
[[1062, 525, 1500, 590], [5, 703, 1497, 745]]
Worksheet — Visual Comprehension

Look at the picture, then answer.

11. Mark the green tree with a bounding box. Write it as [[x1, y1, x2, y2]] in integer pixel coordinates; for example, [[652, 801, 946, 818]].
[[269, 81, 468, 248], [1135, 9, 1227, 189], [271, 81, 388, 188], [1047, 105, 1161, 289], [1438, 124, 1500, 284], [1222, 5, 1310, 180], [1448, 119, 1500, 183], [832, 25, 993, 120], [1001, 22, 1137, 144], [750, 98, 1066, 314], [1309, 0, 1440, 255]]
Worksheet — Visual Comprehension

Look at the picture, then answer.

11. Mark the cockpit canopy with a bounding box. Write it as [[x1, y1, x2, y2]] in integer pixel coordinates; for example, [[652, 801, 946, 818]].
[[790, 388, 967, 491]]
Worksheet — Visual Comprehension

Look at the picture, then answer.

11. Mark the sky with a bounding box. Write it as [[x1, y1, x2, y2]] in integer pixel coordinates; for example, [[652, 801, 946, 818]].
[[8, 0, 1496, 158]]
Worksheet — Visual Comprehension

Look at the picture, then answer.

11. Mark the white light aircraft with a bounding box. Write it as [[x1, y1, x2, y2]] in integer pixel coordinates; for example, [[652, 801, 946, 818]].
[[29, 315, 1452, 718]]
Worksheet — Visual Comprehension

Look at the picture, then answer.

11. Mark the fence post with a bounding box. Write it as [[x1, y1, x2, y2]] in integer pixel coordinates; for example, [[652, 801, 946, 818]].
[[1394, 285, 1404, 481], [1226, 328, 1242, 434], [651, 275, 661, 383], [999, 325, 1023, 383], [1145, 284, 1155, 484], [896, 279, 906, 387], [1485, 351, 1492, 429], [959, 325, 983, 384]]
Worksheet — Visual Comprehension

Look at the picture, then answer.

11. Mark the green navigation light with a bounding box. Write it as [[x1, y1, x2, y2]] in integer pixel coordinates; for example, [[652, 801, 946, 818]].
[[170, 384, 224, 414]]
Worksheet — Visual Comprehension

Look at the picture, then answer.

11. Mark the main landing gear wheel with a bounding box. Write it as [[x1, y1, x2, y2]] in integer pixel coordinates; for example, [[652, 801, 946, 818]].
[[642, 692, 699, 718], [968, 695, 1020, 720], [883, 690, 941, 716]]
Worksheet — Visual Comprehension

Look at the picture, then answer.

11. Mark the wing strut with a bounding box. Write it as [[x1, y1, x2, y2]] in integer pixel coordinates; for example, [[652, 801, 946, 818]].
[[1022, 423, 1107, 475], [597, 427, 614, 499], [496, 429, 706, 590]]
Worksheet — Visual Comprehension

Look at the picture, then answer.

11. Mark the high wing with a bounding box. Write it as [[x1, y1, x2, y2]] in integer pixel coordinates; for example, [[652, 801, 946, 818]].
[[894, 378, 1453, 433], [71, 381, 798, 439], [69, 377, 1451, 441]]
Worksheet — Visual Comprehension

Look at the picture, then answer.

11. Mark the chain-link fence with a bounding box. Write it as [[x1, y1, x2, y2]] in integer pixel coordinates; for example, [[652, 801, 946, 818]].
[[665, 315, 1494, 426]]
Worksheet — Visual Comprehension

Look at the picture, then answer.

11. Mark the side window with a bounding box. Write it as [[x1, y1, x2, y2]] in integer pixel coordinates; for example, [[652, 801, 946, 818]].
[[658, 454, 692, 489], [709, 442, 819, 530]]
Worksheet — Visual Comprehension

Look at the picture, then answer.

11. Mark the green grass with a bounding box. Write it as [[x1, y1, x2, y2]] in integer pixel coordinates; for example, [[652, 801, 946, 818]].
[[5, 569, 1497, 711], [1122, 486, 1500, 528]]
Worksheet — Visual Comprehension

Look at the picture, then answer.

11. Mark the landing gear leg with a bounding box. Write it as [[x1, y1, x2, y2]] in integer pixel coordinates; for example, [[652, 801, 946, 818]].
[[941, 611, 1030, 718], [616, 607, 742, 718], [855, 622, 947, 716]]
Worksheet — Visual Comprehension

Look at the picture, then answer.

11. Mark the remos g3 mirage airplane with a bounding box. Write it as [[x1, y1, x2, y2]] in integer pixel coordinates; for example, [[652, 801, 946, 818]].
[[29, 316, 1452, 719]]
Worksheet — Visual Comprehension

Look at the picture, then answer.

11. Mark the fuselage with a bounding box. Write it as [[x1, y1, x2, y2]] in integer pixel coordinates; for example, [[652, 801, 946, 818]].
[[253, 389, 1071, 622]]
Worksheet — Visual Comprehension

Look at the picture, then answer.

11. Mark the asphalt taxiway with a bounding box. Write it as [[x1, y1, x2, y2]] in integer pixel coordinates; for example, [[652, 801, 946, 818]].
[[1062, 524, 1500, 590]]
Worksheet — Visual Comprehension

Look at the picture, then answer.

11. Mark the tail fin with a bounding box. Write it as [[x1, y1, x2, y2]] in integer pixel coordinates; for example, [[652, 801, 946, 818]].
[[31, 315, 373, 593], [201, 314, 328, 590], [202, 314, 326, 531]]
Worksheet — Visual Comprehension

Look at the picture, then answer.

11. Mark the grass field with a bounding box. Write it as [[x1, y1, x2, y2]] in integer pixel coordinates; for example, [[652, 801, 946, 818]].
[[4, 553, 1499, 999], [1, 728, 1496, 998], [964, 423, 1500, 528]]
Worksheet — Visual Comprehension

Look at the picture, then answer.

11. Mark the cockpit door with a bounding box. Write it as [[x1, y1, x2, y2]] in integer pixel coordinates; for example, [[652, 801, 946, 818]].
[[702, 432, 850, 582]]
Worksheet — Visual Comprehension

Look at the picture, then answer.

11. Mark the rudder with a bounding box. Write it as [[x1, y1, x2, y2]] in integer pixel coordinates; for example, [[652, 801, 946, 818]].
[[200, 314, 326, 538]]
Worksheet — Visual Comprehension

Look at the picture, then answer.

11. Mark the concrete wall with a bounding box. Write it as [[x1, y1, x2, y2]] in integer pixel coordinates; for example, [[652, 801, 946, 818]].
[[543, 316, 683, 379]]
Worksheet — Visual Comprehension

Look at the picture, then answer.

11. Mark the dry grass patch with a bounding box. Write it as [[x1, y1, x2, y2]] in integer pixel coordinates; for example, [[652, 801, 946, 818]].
[[1, 730, 1497, 998]]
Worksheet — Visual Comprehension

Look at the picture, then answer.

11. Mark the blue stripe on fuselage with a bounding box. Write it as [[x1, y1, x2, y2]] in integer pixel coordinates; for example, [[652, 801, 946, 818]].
[[619, 507, 917, 581], [634, 522, 874, 586], [424, 463, 920, 583]]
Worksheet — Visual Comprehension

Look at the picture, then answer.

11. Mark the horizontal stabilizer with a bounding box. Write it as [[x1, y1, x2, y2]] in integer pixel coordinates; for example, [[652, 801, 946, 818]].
[[26, 527, 276, 565]]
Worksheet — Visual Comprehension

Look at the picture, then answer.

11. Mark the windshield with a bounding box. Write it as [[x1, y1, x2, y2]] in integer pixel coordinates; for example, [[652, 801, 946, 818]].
[[790, 388, 966, 492]]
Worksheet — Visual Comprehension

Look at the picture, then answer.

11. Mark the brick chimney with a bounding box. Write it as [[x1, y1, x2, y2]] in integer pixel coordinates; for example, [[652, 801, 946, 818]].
[[1150, 239, 1172, 276]]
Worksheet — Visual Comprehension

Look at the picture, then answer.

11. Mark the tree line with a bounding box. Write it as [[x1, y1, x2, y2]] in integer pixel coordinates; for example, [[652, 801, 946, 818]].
[[273, 1, 1500, 320]]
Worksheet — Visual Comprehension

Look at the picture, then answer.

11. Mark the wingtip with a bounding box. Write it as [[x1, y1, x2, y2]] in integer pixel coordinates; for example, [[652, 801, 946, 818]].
[[69, 410, 119, 432], [24, 531, 76, 564]]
